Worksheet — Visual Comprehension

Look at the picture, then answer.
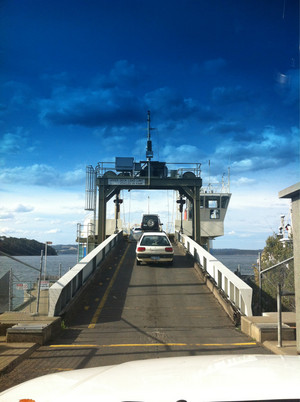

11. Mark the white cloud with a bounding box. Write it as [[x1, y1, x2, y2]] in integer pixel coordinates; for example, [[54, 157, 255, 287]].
[[232, 177, 256, 186], [46, 228, 62, 234], [0, 212, 14, 220], [13, 204, 34, 213], [214, 126, 300, 174], [0, 164, 85, 187], [160, 144, 205, 163], [0, 180, 85, 243]]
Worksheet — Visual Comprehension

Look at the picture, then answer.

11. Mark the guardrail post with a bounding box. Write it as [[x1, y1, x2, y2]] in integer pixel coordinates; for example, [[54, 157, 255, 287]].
[[277, 283, 282, 347]]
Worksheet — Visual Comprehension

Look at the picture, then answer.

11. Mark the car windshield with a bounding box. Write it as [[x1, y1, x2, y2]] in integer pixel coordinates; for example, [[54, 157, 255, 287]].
[[141, 235, 170, 246], [143, 215, 158, 221]]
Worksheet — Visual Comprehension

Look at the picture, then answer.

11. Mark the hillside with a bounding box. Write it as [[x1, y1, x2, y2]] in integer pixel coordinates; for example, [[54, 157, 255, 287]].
[[211, 248, 262, 255], [0, 236, 57, 256], [53, 244, 78, 254]]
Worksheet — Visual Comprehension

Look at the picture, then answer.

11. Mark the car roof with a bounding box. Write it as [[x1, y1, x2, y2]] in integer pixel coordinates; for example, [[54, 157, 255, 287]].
[[141, 232, 168, 236]]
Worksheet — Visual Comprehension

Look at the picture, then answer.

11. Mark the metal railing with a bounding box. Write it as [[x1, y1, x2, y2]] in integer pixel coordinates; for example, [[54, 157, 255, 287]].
[[277, 283, 295, 347], [94, 161, 202, 178], [0, 250, 45, 315], [48, 231, 123, 317], [176, 231, 253, 316]]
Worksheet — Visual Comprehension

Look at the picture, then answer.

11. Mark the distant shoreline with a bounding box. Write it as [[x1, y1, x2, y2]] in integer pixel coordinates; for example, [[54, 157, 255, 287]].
[[210, 249, 262, 256], [53, 246, 262, 256], [0, 236, 262, 257]]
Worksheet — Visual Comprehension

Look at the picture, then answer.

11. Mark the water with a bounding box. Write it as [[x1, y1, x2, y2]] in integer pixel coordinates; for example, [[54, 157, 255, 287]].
[[0, 254, 78, 310], [211, 253, 259, 276], [0, 254, 78, 282], [0, 253, 258, 281]]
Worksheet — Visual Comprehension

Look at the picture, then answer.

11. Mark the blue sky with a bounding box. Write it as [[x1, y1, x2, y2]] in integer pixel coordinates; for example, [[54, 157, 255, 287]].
[[0, 0, 299, 249]]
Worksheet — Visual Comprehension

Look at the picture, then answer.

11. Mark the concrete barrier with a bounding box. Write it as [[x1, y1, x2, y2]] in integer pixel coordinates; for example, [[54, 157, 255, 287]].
[[241, 313, 296, 343], [6, 318, 61, 345], [48, 231, 123, 317], [176, 231, 253, 317]]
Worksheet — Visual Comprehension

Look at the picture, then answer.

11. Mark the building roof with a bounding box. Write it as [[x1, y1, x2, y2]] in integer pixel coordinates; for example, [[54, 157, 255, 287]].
[[279, 182, 300, 200]]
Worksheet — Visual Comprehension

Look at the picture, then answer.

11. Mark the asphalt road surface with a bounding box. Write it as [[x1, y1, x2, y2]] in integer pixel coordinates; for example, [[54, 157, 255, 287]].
[[0, 238, 270, 391]]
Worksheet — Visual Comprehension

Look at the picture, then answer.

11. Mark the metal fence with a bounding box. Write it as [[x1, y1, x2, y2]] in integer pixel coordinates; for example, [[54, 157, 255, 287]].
[[256, 255, 295, 314], [0, 268, 58, 315]]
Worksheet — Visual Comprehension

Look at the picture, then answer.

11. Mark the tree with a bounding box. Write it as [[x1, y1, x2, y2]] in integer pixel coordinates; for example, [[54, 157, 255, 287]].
[[253, 234, 294, 312]]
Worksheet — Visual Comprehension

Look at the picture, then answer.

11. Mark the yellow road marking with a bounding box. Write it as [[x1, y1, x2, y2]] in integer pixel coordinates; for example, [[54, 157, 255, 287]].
[[199, 342, 257, 346], [50, 342, 257, 348], [88, 243, 130, 329]]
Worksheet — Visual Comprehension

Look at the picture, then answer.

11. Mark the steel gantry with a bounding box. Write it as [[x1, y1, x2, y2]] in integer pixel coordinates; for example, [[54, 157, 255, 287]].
[[85, 112, 203, 248], [96, 170, 202, 245], [82, 112, 231, 257]]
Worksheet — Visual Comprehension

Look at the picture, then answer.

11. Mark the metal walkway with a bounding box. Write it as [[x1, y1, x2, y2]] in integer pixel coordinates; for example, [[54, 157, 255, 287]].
[[0, 239, 270, 391]]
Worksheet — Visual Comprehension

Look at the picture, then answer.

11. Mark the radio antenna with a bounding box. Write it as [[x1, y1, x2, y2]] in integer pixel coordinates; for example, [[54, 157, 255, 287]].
[[146, 110, 154, 161]]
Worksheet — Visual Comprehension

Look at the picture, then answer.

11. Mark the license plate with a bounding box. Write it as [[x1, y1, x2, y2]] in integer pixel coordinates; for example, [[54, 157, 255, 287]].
[[151, 256, 160, 260]]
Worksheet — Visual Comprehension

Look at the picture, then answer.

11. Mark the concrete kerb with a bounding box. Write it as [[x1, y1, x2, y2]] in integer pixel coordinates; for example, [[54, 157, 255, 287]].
[[49, 232, 123, 318], [0, 312, 62, 345], [193, 260, 241, 325], [241, 314, 296, 344], [263, 340, 298, 356], [59, 237, 127, 326], [6, 319, 61, 344], [175, 239, 241, 325], [0, 313, 61, 375], [56, 257, 107, 321]]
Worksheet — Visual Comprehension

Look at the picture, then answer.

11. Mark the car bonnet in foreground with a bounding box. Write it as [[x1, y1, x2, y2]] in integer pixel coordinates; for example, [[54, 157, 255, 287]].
[[1, 354, 300, 402]]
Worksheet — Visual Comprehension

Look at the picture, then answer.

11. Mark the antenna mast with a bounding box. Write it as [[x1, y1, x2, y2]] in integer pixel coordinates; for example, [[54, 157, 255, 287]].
[[146, 110, 153, 161]]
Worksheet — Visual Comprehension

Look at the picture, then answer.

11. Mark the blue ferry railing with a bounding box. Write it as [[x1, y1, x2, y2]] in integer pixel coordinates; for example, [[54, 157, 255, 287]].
[[176, 231, 253, 317]]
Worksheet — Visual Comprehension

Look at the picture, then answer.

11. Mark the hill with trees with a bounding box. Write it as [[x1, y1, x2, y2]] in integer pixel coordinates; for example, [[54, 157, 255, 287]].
[[211, 248, 262, 255], [0, 236, 57, 256]]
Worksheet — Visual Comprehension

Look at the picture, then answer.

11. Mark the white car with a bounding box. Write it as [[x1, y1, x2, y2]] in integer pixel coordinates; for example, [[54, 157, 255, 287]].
[[136, 231, 174, 265], [130, 226, 143, 241], [1, 355, 300, 401]]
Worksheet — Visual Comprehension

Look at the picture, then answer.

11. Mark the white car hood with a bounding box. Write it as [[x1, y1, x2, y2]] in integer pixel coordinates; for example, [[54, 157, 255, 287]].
[[1, 354, 300, 401]]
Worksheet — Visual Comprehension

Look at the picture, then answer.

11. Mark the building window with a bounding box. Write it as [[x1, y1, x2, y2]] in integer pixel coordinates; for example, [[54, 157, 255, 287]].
[[206, 196, 220, 209], [210, 209, 220, 219], [221, 196, 229, 209], [208, 199, 218, 208], [200, 196, 204, 208]]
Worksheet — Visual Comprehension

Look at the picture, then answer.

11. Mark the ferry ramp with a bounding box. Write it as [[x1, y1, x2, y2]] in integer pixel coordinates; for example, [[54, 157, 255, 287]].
[[0, 235, 271, 391]]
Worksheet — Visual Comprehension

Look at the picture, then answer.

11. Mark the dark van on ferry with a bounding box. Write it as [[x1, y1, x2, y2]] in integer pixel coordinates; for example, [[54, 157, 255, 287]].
[[141, 214, 162, 232]]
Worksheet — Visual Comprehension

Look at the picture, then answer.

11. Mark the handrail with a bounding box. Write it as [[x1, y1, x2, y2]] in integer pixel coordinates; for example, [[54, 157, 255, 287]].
[[176, 231, 253, 316], [261, 256, 293, 274], [48, 231, 123, 317]]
